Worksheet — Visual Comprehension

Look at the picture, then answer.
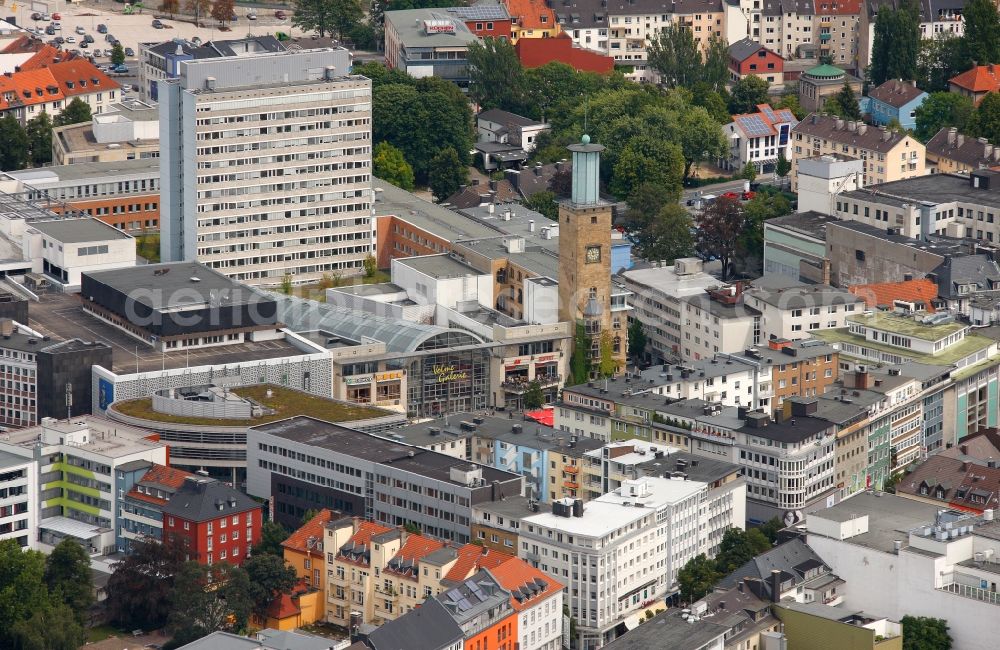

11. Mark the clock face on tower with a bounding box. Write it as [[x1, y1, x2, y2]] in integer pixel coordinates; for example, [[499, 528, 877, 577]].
[[585, 245, 601, 264]]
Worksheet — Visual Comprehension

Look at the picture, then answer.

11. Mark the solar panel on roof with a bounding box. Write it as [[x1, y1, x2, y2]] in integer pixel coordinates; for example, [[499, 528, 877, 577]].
[[458, 597, 473, 611], [738, 115, 773, 137], [447, 589, 462, 601]]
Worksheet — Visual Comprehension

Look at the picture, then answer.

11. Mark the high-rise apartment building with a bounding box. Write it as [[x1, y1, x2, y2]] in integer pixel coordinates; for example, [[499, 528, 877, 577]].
[[159, 47, 374, 286]]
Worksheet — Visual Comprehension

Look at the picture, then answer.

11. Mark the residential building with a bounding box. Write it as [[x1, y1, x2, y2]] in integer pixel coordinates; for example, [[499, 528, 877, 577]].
[[761, 0, 815, 59], [282, 508, 335, 600], [247, 416, 524, 543], [743, 337, 841, 410], [667, 401, 839, 523], [0, 318, 112, 428], [514, 33, 614, 74], [763, 211, 838, 283], [717, 536, 844, 605], [384, 10, 480, 88], [363, 599, 463, 650], [805, 492, 1000, 650], [681, 283, 761, 362], [0, 59, 120, 125], [813, 0, 862, 71], [558, 135, 627, 376], [722, 104, 798, 174], [863, 79, 927, 131], [790, 113, 925, 189], [51, 99, 160, 165], [514, 476, 736, 648], [600, 608, 727, 650], [728, 38, 785, 84], [895, 454, 1000, 514], [774, 602, 902, 650], [949, 64, 1000, 106], [743, 283, 864, 341], [158, 47, 373, 286], [443, 4, 513, 38], [138, 36, 286, 102], [117, 462, 195, 553], [476, 109, 549, 168], [439, 569, 518, 650], [798, 65, 863, 112], [0, 416, 166, 553], [504, 0, 560, 40], [1, 158, 161, 233], [926, 127, 1000, 175], [0, 449, 35, 548], [162, 475, 262, 566]]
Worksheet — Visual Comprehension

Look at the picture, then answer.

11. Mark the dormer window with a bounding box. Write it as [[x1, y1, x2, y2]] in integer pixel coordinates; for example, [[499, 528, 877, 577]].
[[79, 80, 87, 87], [66, 81, 74, 89]]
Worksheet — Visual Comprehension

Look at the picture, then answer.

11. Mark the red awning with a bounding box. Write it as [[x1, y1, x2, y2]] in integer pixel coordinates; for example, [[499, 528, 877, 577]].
[[524, 408, 554, 427]]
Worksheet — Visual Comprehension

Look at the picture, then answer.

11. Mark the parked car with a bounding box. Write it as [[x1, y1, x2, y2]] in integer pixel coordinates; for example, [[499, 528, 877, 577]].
[[97, 23, 107, 34], [46, 25, 56, 35], [52, 21, 61, 30], [124, 47, 135, 56], [65, 35, 76, 43], [105, 33, 116, 42], [112, 63, 128, 73], [152, 19, 163, 28], [274, 10, 287, 19], [41, 13, 50, 20], [80, 41, 88, 48], [54, 35, 64, 43], [75, 25, 85, 34], [30, 12, 41, 20], [51, 12, 61, 19], [247, 12, 257, 19], [190, 36, 201, 45], [84, 34, 94, 43]]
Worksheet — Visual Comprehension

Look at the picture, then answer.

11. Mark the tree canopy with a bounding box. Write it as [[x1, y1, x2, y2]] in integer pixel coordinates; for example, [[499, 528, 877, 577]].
[[697, 195, 745, 281], [43, 539, 94, 624], [901, 615, 952, 650], [54, 98, 92, 127], [292, 0, 364, 40], [467, 37, 526, 112], [0, 115, 29, 171], [244, 553, 299, 620], [106, 537, 187, 630], [253, 521, 290, 557], [677, 554, 721, 602], [428, 147, 467, 201], [914, 92, 974, 142], [373, 142, 415, 190], [968, 91, 1000, 144], [869, 0, 920, 86], [963, 0, 1000, 66], [728, 76, 770, 115]]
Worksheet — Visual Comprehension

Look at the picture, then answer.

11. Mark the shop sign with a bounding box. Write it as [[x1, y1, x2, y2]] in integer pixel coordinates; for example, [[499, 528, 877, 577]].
[[432, 363, 468, 383]]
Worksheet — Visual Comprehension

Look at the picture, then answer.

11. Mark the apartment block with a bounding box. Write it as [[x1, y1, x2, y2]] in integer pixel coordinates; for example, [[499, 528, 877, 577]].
[[743, 284, 864, 342], [0, 450, 35, 547], [162, 476, 262, 566], [159, 47, 373, 286]]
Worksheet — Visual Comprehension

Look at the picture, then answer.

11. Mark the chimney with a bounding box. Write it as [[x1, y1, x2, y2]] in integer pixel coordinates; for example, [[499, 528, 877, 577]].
[[958, 134, 965, 147], [848, 121, 857, 132], [769, 569, 782, 603], [857, 123, 867, 135], [855, 366, 871, 390], [836, 118, 845, 130], [960, 444, 969, 455], [947, 127, 957, 145]]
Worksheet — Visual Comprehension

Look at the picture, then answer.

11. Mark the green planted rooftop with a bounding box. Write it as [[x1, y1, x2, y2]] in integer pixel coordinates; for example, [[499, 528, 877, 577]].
[[847, 313, 967, 341], [111, 384, 388, 427], [812, 328, 994, 366]]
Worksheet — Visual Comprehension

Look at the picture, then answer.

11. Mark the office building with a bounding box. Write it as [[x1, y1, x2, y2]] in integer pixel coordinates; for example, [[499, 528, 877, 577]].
[[0, 449, 35, 547], [743, 284, 864, 342], [51, 99, 160, 165], [383, 10, 480, 88], [0, 416, 166, 553], [805, 492, 1000, 650], [247, 416, 524, 542], [159, 47, 373, 286]]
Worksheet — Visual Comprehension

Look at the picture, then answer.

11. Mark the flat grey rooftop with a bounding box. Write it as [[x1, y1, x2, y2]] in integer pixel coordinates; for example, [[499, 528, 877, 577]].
[[83, 262, 274, 310], [841, 172, 1000, 210], [396, 254, 482, 279], [455, 237, 560, 277], [808, 492, 943, 553], [252, 416, 520, 486], [30, 218, 132, 243], [373, 178, 500, 242], [765, 211, 838, 240], [474, 495, 535, 519], [827, 220, 969, 255], [5, 158, 159, 184], [0, 448, 30, 469], [746, 284, 862, 309], [384, 9, 480, 47], [636, 451, 741, 484], [602, 609, 727, 650]]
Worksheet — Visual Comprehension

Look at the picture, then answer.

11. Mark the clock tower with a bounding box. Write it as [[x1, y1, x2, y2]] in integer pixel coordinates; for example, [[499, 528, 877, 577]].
[[558, 135, 625, 376]]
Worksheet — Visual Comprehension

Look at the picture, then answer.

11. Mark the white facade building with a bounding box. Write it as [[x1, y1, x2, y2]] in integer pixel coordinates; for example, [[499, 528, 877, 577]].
[[159, 47, 374, 286], [0, 450, 36, 548], [723, 105, 798, 174], [806, 493, 1000, 650], [0, 417, 167, 554], [24, 218, 136, 289], [743, 285, 864, 342], [516, 476, 735, 649]]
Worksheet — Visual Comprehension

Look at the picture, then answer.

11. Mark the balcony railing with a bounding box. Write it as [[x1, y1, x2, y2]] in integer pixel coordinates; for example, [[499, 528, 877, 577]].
[[941, 574, 1000, 605], [563, 465, 579, 474]]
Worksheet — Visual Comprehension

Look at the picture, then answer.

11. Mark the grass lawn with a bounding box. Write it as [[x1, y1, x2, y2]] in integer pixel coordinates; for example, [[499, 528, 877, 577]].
[[111, 384, 388, 426], [286, 269, 392, 302], [135, 232, 160, 263], [86, 624, 123, 643]]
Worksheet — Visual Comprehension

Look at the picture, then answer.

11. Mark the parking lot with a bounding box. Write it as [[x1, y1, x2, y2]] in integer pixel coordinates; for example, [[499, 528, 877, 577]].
[[3, 1, 308, 63]]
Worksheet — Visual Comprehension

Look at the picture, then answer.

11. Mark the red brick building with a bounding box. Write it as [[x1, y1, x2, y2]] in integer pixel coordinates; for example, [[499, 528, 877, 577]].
[[728, 38, 784, 85], [515, 33, 614, 74], [162, 476, 261, 566], [445, 5, 513, 38]]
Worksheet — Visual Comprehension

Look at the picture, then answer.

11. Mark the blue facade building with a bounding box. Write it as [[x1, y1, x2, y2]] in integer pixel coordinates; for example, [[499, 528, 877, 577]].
[[863, 79, 928, 132]]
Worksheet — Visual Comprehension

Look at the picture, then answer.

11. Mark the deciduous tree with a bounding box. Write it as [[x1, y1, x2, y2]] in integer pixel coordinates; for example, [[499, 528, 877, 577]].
[[697, 195, 744, 281], [0, 540, 51, 647], [775, 151, 792, 179], [54, 98, 92, 127], [901, 615, 952, 650], [677, 554, 721, 603], [598, 331, 616, 378], [636, 203, 694, 265], [869, 0, 920, 85], [244, 553, 298, 620], [914, 92, 974, 142], [168, 562, 253, 640], [252, 521, 289, 557], [467, 36, 526, 111], [10, 602, 85, 650], [523, 381, 544, 409], [160, 0, 179, 15], [648, 23, 701, 89], [185, 0, 212, 25], [210, 0, 235, 26], [834, 80, 861, 120], [111, 43, 126, 66], [610, 136, 685, 200], [105, 537, 187, 630], [627, 318, 647, 363], [728, 76, 770, 115], [917, 35, 970, 92], [291, 0, 364, 39], [44, 540, 94, 624], [969, 91, 1000, 144], [25, 112, 52, 167], [373, 142, 415, 190], [0, 112, 28, 171], [963, 0, 1000, 66], [524, 190, 559, 220], [428, 147, 467, 201], [714, 528, 773, 574], [678, 106, 728, 180]]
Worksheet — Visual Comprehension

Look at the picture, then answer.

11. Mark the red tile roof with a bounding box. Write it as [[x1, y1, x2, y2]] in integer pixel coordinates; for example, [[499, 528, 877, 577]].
[[505, 0, 557, 30], [950, 65, 1000, 94], [849, 278, 938, 312], [337, 520, 394, 567], [265, 592, 302, 620], [46, 60, 120, 97], [0, 68, 63, 110], [386, 535, 445, 574], [443, 545, 514, 583], [140, 463, 196, 490], [515, 33, 614, 74], [18, 46, 75, 71], [283, 508, 335, 554], [489, 557, 564, 612], [814, 0, 861, 15]]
